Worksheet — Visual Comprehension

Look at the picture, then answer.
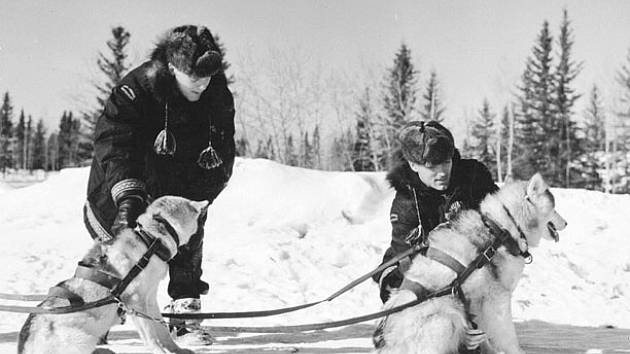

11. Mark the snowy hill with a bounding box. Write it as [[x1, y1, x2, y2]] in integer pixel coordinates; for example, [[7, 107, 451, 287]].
[[0, 157, 629, 340]]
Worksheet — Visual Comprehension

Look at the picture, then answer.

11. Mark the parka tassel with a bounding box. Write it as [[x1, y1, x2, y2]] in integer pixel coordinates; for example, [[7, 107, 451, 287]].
[[197, 142, 222, 169], [153, 102, 176, 156]]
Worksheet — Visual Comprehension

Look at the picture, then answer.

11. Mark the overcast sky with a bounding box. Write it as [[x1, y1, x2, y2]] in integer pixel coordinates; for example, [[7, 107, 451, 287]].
[[1, 0, 629, 130]]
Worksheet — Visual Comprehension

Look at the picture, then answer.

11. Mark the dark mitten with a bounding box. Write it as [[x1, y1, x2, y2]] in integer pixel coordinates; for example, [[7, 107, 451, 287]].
[[379, 267, 404, 303], [111, 196, 146, 236]]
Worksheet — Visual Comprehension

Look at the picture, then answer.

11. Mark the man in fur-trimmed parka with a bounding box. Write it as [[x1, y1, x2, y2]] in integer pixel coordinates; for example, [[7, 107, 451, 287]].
[[374, 121, 498, 302], [373, 121, 498, 352], [83, 25, 235, 345]]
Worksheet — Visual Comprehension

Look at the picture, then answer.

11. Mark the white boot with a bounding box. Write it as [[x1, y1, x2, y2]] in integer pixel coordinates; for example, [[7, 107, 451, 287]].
[[165, 298, 214, 346]]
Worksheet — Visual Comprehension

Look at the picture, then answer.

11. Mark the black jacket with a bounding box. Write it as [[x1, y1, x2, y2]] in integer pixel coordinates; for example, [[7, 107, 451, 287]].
[[85, 57, 235, 239], [374, 151, 498, 281]]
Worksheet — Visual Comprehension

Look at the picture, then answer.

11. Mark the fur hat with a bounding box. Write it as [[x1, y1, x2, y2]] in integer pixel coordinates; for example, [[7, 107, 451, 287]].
[[153, 25, 223, 77], [399, 121, 455, 165]]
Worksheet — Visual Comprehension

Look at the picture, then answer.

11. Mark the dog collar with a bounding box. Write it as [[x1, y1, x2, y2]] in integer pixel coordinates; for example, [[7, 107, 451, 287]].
[[134, 223, 177, 262], [481, 213, 531, 260]]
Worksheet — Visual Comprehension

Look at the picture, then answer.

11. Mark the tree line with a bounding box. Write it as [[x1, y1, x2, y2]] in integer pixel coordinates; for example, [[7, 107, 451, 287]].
[[2, 11, 630, 193]]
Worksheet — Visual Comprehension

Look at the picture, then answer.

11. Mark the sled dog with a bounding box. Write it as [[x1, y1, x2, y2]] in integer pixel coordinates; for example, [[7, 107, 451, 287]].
[[373, 173, 567, 354], [18, 196, 209, 354]]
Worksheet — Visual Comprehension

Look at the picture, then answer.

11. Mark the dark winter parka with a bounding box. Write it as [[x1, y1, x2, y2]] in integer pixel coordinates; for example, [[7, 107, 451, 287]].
[[85, 51, 235, 241], [374, 151, 498, 281]]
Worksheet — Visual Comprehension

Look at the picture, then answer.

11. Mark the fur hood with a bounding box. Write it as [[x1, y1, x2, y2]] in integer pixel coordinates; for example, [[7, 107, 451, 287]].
[[386, 148, 462, 196], [137, 26, 228, 103]]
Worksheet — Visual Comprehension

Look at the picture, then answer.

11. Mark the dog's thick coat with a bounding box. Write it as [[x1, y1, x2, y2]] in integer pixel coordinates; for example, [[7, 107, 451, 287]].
[[18, 196, 209, 354], [374, 173, 567, 354]]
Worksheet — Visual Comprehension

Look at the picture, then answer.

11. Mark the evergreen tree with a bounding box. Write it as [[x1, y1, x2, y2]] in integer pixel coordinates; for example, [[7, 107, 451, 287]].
[[470, 99, 497, 176], [382, 43, 419, 167], [353, 88, 379, 171], [302, 131, 314, 168], [32, 119, 47, 170], [213, 33, 234, 86], [235, 137, 250, 157], [57, 111, 81, 168], [330, 129, 354, 171], [555, 9, 583, 187], [47, 133, 59, 171], [254, 136, 276, 160], [420, 70, 446, 122], [578, 85, 606, 190], [82, 26, 131, 154], [285, 134, 298, 166], [312, 124, 321, 169], [0, 92, 14, 172], [26, 115, 33, 170], [514, 21, 556, 181], [15, 109, 26, 169]]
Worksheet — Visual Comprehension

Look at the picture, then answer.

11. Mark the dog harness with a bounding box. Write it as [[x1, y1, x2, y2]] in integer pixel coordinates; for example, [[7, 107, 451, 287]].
[[47, 215, 181, 307]]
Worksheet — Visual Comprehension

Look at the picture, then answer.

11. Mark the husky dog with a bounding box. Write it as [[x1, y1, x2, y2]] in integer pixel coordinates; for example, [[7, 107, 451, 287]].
[[18, 196, 209, 354], [374, 173, 567, 354]]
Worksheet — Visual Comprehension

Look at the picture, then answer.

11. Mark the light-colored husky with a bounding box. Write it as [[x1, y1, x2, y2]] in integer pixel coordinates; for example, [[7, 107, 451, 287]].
[[18, 196, 209, 354], [373, 173, 567, 354]]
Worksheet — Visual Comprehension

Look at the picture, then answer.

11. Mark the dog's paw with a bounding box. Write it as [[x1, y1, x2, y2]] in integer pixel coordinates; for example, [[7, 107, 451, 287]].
[[464, 327, 487, 350]]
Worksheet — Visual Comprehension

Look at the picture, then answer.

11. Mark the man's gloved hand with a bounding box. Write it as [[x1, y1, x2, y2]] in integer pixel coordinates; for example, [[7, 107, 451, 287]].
[[379, 266, 404, 303], [111, 195, 146, 236]]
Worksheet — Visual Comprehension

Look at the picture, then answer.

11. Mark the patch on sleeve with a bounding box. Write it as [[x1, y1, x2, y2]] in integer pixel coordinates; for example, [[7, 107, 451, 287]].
[[390, 213, 399, 223], [119, 85, 136, 101]]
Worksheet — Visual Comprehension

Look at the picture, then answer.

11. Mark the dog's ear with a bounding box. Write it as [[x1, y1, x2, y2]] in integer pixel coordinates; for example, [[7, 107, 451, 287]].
[[191, 200, 210, 216], [526, 173, 548, 198]]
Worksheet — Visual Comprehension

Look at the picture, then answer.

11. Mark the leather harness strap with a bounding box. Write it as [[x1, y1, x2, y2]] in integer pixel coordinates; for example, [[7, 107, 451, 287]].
[[403, 210, 532, 302], [43, 221, 179, 309], [74, 264, 122, 290], [426, 247, 466, 275], [47, 283, 85, 307]]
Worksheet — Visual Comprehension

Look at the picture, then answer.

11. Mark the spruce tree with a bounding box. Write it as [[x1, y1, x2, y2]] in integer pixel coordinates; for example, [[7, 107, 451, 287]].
[[302, 131, 314, 168], [285, 134, 298, 166], [235, 137, 250, 157], [32, 119, 47, 170], [0, 92, 14, 172], [213, 33, 234, 86], [26, 115, 33, 170], [470, 99, 497, 176], [420, 70, 446, 122], [57, 111, 81, 168], [555, 9, 583, 187], [353, 88, 379, 171], [514, 21, 556, 181], [15, 109, 26, 169], [312, 125, 321, 169], [382, 43, 419, 167], [82, 26, 131, 153], [579, 85, 606, 190]]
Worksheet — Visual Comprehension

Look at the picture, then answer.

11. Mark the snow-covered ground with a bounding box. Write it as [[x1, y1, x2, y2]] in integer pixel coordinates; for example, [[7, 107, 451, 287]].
[[0, 158, 629, 352]]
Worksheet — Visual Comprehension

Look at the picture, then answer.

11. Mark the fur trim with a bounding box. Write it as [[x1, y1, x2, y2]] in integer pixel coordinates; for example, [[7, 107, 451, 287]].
[[151, 25, 223, 77], [145, 26, 229, 102]]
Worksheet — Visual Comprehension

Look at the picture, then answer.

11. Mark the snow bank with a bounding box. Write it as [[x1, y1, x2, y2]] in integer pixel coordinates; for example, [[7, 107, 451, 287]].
[[0, 158, 629, 334], [0, 180, 12, 194]]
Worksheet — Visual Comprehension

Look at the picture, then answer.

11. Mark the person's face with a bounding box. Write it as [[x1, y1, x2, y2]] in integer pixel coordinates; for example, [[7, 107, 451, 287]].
[[169, 63, 212, 102], [408, 159, 453, 191]]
